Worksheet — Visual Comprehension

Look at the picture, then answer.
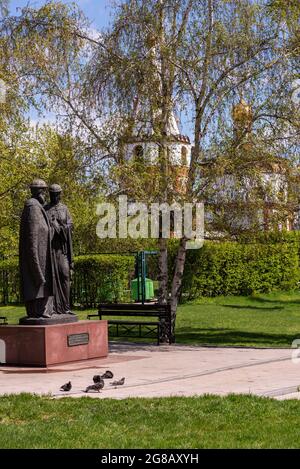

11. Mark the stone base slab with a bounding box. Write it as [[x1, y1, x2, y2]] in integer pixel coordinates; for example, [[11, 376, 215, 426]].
[[0, 320, 108, 367], [19, 314, 78, 325]]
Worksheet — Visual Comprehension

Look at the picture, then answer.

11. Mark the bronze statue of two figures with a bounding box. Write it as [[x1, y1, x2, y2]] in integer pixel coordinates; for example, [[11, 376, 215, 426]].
[[19, 179, 77, 324]]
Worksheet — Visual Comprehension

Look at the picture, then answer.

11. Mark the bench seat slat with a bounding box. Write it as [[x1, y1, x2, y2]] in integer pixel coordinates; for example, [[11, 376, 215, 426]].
[[101, 313, 168, 316], [108, 320, 159, 325], [99, 303, 170, 310], [87, 303, 172, 345], [88, 313, 167, 320]]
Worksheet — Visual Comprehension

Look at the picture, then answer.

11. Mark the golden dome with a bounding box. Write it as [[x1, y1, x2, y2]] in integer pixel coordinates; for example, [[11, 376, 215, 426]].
[[232, 99, 253, 124]]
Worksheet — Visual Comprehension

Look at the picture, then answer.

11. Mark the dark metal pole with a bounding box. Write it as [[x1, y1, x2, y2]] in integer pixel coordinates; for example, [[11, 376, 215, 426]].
[[136, 252, 140, 303], [141, 251, 146, 304]]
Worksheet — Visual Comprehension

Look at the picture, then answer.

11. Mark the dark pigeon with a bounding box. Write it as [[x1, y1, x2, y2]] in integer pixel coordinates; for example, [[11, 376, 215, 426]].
[[93, 375, 102, 384], [110, 377, 125, 386], [93, 370, 114, 383], [84, 380, 105, 393], [101, 370, 114, 379], [60, 381, 72, 392]]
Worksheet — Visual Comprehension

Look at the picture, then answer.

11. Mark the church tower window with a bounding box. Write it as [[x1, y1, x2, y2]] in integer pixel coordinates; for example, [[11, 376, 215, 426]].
[[133, 145, 144, 163]]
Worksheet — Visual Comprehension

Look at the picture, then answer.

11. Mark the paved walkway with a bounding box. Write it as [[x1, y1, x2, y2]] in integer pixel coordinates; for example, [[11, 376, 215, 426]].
[[1, 343, 300, 400]]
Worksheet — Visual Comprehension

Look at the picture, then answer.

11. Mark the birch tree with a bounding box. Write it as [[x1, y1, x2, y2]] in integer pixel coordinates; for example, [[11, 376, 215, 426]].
[[2, 0, 299, 337], [86, 0, 299, 335]]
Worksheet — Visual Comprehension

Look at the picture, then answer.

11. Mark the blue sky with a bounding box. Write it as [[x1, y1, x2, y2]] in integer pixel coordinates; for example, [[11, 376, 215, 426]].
[[8, 0, 193, 137], [9, 0, 115, 30], [9, 1, 120, 126]]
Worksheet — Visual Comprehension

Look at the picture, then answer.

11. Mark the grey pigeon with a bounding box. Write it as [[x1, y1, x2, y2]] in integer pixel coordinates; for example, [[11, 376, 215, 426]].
[[93, 370, 114, 383], [101, 370, 114, 379], [93, 374, 102, 383], [110, 377, 125, 386], [60, 381, 72, 392], [84, 380, 105, 393]]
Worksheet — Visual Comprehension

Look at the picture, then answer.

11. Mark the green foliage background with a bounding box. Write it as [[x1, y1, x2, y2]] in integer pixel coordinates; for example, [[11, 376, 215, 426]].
[[180, 240, 299, 299], [0, 254, 135, 306], [1, 234, 299, 305]]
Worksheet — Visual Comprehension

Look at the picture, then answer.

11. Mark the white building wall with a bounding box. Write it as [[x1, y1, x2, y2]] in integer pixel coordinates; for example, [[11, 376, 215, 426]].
[[168, 143, 192, 166], [125, 142, 158, 164], [125, 141, 192, 166]]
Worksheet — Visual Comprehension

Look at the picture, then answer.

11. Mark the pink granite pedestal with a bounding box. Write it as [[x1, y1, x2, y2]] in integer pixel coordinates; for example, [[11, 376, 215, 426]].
[[0, 320, 108, 367]]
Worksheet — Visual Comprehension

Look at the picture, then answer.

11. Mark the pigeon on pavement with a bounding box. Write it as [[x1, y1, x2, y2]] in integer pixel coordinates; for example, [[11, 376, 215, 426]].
[[93, 375, 102, 383], [110, 377, 125, 386], [84, 380, 105, 393], [60, 381, 72, 392], [101, 370, 114, 379], [93, 370, 114, 383]]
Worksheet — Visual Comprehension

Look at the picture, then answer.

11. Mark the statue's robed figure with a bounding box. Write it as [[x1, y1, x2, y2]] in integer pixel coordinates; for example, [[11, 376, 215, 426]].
[[19, 179, 54, 318], [45, 184, 74, 315]]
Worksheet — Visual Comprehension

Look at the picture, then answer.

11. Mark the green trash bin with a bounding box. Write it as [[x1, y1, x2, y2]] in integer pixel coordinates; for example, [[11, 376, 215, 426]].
[[131, 277, 154, 301]]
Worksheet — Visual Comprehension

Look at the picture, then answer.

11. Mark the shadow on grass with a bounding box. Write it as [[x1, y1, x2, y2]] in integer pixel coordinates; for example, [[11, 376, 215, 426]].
[[221, 304, 283, 311], [175, 327, 298, 347], [248, 295, 300, 306], [108, 328, 299, 349]]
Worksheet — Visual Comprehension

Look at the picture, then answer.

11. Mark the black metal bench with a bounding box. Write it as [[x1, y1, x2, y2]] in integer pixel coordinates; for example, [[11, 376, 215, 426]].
[[0, 317, 7, 325], [87, 303, 173, 345]]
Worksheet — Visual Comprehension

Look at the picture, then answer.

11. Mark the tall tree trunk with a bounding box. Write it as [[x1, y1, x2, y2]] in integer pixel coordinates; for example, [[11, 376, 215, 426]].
[[157, 0, 170, 308], [157, 236, 168, 304], [168, 142, 201, 339], [170, 236, 187, 342]]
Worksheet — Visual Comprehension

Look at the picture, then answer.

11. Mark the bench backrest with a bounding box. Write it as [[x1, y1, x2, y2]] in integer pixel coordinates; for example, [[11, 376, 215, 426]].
[[98, 303, 171, 318]]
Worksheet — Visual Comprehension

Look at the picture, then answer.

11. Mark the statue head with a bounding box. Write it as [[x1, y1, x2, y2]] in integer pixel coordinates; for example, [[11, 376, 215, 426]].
[[30, 179, 47, 205], [49, 183, 62, 205]]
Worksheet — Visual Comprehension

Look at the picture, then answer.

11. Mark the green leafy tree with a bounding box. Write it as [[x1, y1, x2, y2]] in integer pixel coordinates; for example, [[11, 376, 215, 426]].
[[82, 0, 299, 331], [1, 0, 299, 336]]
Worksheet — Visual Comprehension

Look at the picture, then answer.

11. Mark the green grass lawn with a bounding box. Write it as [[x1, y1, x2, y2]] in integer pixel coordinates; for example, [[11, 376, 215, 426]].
[[2, 290, 300, 347], [177, 290, 300, 348], [0, 393, 300, 448]]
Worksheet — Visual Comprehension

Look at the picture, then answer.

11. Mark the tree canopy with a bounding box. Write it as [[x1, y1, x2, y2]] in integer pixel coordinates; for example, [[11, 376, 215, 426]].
[[0, 0, 299, 320]]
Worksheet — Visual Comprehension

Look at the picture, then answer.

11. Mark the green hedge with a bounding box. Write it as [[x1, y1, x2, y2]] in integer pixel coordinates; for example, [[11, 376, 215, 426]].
[[72, 254, 135, 307], [181, 241, 299, 299], [0, 255, 135, 306], [0, 257, 20, 304], [238, 230, 300, 245], [0, 238, 299, 304]]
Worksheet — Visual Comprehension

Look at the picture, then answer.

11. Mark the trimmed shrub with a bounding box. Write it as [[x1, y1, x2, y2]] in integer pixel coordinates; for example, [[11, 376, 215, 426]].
[[0, 254, 135, 306], [72, 254, 135, 307], [181, 241, 299, 299], [0, 257, 20, 304], [0, 237, 298, 304]]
